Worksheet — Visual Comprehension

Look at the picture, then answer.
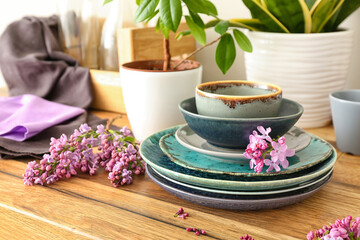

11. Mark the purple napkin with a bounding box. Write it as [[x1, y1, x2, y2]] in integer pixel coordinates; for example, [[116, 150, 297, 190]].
[[0, 94, 85, 141]]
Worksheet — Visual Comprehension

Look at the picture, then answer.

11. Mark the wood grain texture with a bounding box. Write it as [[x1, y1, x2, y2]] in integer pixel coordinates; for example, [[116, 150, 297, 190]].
[[117, 23, 196, 65], [1, 111, 360, 240]]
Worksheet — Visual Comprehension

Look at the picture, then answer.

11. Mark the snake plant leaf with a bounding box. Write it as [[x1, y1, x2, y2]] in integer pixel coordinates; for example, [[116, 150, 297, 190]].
[[160, 0, 182, 32], [265, 0, 311, 33], [229, 18, 268, 31], [185, 16, 206, 45], [305, 0, 318, 9], [311, 0, 342, 33], [182, 0, 218, 16], [215, 21, 230, 35], [216, 33, 236, 74], [233, 29, 253, 53], [242, 0, 290, 33], [332, 0, 360, 29], [135, 0, 160, 22], [103, 0, 113, 5]]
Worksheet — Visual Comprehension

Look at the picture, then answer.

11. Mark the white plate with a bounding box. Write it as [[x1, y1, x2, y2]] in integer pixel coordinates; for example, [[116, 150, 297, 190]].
[[151, 166, 333, 196], [175, 125, 312, 160]]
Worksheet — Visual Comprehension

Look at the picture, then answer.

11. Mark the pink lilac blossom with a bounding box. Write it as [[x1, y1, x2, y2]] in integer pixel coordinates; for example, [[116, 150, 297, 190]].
[[23, 124, 145, 187], [307, 216, 360, 240], [244, 126, 295, 173]]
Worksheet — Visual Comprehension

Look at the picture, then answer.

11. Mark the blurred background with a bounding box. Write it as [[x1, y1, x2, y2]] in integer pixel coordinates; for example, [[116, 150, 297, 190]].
[[0, 0, 359, 89]]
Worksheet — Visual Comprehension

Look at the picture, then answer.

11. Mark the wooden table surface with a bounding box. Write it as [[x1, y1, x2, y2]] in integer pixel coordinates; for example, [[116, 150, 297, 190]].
[[1, 110, 359, 240]]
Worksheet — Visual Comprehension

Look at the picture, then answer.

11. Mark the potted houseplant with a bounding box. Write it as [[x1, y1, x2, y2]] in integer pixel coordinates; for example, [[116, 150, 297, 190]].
[[205, 0, 360, 128], [104, 0, 253, 140]]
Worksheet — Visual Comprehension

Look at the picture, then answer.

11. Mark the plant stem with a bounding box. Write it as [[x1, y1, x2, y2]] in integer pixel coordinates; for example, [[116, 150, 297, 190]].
[[173, 36, 222, 70], [163, 36, 171, 71]]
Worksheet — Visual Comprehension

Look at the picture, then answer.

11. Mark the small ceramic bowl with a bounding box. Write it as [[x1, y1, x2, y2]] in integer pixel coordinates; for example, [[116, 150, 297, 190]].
[[179, 97, 303, 148], [196, 80, 282, 118]]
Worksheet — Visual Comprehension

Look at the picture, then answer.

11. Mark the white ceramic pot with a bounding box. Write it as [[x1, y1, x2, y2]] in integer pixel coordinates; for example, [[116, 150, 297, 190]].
[[245, 30, 354, 128], [120, 60, 202, 140]]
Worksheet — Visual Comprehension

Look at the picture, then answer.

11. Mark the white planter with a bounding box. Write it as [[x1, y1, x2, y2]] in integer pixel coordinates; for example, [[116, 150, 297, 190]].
[[245, 30, 353, 128], [120, 60, 202, 140]]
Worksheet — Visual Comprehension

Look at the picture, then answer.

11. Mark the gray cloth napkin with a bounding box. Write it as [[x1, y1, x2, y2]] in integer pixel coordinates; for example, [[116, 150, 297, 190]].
[[0, 16, 103, 159], [0, 15, 92, 109]]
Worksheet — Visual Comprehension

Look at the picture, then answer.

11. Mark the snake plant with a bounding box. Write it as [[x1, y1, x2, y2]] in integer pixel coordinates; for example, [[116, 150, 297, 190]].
[[231, 0, 360, 33]]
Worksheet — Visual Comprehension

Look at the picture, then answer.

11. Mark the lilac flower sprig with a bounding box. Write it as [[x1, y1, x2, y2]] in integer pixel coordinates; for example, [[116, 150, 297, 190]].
[[23, 124, 145, 187], [244, 126, 295, 173], [307, 216, 360, 240]]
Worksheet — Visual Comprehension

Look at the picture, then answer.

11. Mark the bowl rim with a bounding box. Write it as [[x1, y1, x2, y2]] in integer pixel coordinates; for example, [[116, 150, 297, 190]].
[[195, 80, 282, 101], [179, 97, 303, 121]]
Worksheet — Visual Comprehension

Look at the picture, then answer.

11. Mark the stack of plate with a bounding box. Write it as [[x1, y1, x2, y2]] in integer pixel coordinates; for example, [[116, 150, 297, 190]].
[[140, 125, 336, 210]]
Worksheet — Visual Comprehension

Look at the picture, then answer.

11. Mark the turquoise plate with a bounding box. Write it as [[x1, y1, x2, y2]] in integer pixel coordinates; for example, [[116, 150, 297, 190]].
[[140, 126, 337, 191], [159, 132, 332, 176]]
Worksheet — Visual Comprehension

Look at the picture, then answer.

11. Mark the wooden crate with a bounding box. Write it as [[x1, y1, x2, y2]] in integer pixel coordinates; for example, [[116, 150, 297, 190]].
[[117, 23, 196, 65], [90, 23, 195, 113], [90, 69, 125, 113]]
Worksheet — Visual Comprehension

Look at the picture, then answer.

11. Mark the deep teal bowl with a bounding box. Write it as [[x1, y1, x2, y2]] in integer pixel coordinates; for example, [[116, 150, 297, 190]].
[[179, 97, 303, 148]]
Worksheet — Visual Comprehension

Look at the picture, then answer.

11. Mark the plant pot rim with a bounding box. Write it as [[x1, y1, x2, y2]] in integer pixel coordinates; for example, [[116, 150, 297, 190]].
[[247, 28, 353, 38], [121, 59, 202, 73]]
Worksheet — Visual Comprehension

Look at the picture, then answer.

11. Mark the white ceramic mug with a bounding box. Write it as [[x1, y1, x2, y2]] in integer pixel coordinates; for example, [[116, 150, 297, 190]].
[[330, 90, 360, 155]]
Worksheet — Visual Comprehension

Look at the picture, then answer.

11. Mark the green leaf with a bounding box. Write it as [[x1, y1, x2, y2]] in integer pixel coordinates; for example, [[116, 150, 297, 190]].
[[189, 10, 205, 28], [182, 0, 218, 16], [215, 33, 236, 74], [175, 29, 191, 39], [136, 0, 144, 5], [205, 19, 220, 28], [332, 0, 360, 29], [305, 0, 318, 9], [214, 20, 229, 35], [311, 0, 339, 32], [185, 15, 206, 45], [229, 18, 268, 31], [135, 0, 160, 23], [265, 0, 311, 33], [103, 0, 113, 5], [124, 136, 136, 143], [160, 0, 182, 32], [155, 18, 161, 32], [233, 29, 252, 52], [159, 19, 170, 38], [145, 9, 160, 24], [242, 0, 290, 33]]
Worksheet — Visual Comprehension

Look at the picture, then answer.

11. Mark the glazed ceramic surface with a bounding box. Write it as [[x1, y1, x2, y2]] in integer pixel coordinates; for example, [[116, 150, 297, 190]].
[[139, 126, 337, 191], [195, 80, 282, 118], [121, 60, 202, 141], [175, 124, 311, 160], [151, 166, 333, 196], [146, 164, 332, 210], [330, 90, 360, 155], [245, 30, 353, 128], [179, 97, 303, 148], [160, 131, 332, 176]]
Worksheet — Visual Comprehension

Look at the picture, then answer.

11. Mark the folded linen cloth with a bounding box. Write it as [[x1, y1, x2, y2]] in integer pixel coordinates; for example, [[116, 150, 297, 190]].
[[0, 94, 85, 141], [0, 113, 108, 159], [0, 16, 105, 159], [0, 15, 92, 109]]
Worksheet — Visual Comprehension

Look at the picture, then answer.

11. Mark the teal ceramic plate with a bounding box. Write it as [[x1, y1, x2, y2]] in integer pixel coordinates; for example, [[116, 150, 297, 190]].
[[175, 124, 311, 160], [151, 166, 333, 196], [140, 126, 337, 191], [159, 131, 332, 176]]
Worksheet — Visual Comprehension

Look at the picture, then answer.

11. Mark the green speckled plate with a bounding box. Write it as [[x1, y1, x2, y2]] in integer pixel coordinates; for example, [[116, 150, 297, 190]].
[[159, 132, 332, 176], [140, 126, 337, 191]]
